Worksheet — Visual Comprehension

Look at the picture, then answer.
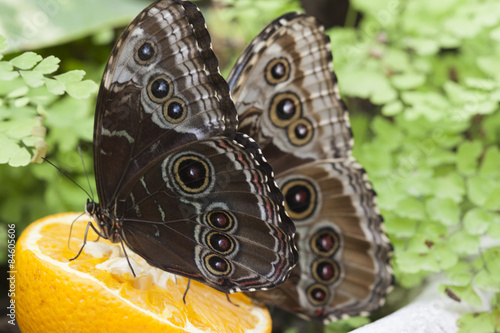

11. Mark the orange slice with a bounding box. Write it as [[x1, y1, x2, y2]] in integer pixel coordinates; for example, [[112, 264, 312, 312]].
[[12, 213, 271, 333]]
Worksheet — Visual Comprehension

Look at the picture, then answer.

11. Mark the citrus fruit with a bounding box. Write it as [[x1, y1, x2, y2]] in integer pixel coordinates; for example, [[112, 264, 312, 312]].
[[13, 213, 271, 333]]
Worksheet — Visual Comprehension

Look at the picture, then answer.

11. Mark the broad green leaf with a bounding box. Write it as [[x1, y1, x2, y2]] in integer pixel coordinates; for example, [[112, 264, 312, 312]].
[[449, 231, 480, 255], [8, 146, 31, 167], [0, 35, 6, 52], [384, 215, 418, 237], [0, 134, 19, 164], [433, 173, 465, 203], [394, 196, 426, 220], [463, 208, 494, 235], [0, 0, 150, 53], [446, 265, 473, 286], [0, 61, 18, 81], [404, 37, 439, 55], [426, 197, 460, 226], [34, 56, 60, 74], [20, 70, 44, 87], [457, 140, 482, 175], [13, 97, 29, 107], [6, 86, 28, 98], [479, 146, 500, 176], [65, 80, 98, 99], [484, 187, 500, 211], [43, 77, 65, 95], [458, 309, 500, 333], [54, 70, 85, 84], [9, 52, 42, 70], [432, 244, 458, 269], [445, 285, 482, 307], [474, 270, 500, 291], [465, 78, 496, 91], [391, 72, 426, 90], [381, 100, 403, 116], [467, 175, 496, 207]]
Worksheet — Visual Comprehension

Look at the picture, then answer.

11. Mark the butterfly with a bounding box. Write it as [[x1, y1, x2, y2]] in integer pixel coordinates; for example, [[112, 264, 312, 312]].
[[227, 13, 394, 323], [81, 0, 298, 295]]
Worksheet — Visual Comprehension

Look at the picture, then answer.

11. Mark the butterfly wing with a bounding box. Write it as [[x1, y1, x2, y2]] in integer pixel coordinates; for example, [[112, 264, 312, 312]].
[[227, 13, 393, 322], [94, 0, 236, 206], [93, 0, 297, 293]]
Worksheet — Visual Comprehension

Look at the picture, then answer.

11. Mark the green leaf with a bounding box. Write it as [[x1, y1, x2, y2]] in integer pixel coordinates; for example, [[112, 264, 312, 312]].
[[8, 146, 31, 167], [432, 244, 459, 269], [65, 80, 98, 99], [457, 140, 483, 175], [337, 69, 396, 104], [54, 70, 86, 84], [489, 215, 500, 238], [43, 77, 66, 95], [458, 309, 500, 333], [0, 35, 7, 52], [391, 72, 426, 90], [14, 97, 30, 108], [9, 52, 42, 70], [449, 231, 480, 255], [381, 100, 403, 116], [0, 0, 149, 53], [445, 285, 482, 307], [463, 208, 495, 235], [467, 175, 497, 207], [6, 86, 29, 98], [395, 196, 426, 220], [384, 215, 418, 237], [0, 134, 20, 164], [484, 187, 500, 211], [433, 173, 465, 203], [20, 70, 44, 87], [34, 56, 60, 74], [446, 262, 473, 285], [405, 37, 439, 55], [426, 197, 460, 226], [474, 270, 500, 291], [479, 146, 500, 176], [0, 61, 18, 81]]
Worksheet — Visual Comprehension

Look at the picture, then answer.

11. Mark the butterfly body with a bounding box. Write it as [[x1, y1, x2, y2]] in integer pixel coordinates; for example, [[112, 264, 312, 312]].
[[228, 13, 393, 323], [88, 0, 297, 294]]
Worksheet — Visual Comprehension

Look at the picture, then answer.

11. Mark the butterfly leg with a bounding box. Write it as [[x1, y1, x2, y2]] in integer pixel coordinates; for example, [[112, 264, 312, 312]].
[[183, 279, 191, 304], [69, 221, 106, 261], [226, 294, 240, 307], [116, 232, 136, 277]]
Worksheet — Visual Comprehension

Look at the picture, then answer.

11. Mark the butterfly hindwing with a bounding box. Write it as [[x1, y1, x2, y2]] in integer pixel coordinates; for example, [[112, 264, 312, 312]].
[[227, 13, 393, 322], [91, 0, 297, 294]]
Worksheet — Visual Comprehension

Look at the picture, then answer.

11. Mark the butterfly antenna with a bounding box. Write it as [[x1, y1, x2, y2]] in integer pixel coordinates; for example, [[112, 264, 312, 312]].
[[78, 146, 95, 201], [41, 157, 93, 200]]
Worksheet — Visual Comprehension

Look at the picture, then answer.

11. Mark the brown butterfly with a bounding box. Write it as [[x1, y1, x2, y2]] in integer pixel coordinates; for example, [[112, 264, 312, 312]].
[[228, 12, 394, 323], [82, 0, 298, 295]]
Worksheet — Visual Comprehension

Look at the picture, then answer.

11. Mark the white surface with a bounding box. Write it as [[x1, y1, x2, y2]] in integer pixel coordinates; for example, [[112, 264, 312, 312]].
[[351, 277, 491, 333]]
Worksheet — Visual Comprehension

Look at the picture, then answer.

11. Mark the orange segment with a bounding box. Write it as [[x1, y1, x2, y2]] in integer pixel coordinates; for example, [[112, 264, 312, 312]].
[[13, 213, 271, 333]]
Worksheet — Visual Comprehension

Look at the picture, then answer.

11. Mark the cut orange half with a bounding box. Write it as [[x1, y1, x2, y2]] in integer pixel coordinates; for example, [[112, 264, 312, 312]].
[[12, 213, 271, 333]]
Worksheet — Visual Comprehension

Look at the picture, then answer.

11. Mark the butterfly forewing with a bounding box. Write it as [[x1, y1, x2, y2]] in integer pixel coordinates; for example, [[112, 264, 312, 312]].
[[90, 0, 297, 294], [227, 13, 393, 323]]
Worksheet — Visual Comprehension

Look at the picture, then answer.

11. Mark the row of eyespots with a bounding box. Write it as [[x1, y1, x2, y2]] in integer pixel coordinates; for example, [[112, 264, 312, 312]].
[[265, 58, 313, 146], [136, 40, 187, 124], [307, 228, 341, 306], [280, 176, 340, 305], [203, 210, 237, 277]]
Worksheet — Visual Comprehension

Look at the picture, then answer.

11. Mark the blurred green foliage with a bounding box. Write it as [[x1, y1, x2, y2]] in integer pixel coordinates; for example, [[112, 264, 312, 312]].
[[1, 0, 499, 332]]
